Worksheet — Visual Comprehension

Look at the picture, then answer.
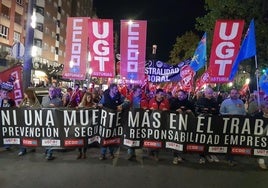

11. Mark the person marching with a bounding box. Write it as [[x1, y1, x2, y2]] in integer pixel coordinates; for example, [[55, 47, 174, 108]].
[[170, 89, 195, 164], [127, 85, 148, 161], [77, 92, 97, 159], [18, 88, 41, 156], [219, 88, 246, 166], [98, 83, 129, 160], [148, 88, 170, 161], [195, 87, 219, 164], [253, 100, 268, 169], [41, 86, 63, 160]]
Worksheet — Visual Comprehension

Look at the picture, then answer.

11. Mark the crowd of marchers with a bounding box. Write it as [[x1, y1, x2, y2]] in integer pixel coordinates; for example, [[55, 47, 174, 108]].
[[0, 81, 268, 170]]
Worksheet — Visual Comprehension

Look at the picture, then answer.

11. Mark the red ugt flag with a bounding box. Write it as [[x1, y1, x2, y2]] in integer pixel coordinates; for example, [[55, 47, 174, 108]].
[[208, 20, 244, 83], [89, 19, 115, 78]]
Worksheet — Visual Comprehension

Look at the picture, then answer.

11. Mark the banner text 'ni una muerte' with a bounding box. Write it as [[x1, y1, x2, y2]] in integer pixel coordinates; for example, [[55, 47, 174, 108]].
[[1, 108, 268, 156]]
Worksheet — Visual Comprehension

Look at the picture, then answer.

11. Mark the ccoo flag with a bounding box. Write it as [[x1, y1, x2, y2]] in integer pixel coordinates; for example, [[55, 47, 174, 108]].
[[229, 19, 256, 81], [189, 32, 207, 72]]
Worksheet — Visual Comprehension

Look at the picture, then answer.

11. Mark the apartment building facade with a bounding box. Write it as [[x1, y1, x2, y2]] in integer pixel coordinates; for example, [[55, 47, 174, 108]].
[[0, 0, 94, 85]]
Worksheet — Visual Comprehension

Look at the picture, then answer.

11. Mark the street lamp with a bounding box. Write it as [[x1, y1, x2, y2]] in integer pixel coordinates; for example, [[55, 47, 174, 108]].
[[152, 44, 157, 55], [128, 20, 133, 25], [31, 46, 37, 57], [23, 0, 35, 90], [245, 78, 250, 85], [31, 8, 36, 28]]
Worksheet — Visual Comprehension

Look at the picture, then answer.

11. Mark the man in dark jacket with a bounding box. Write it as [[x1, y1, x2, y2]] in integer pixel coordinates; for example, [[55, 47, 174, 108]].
[[98, 83, 129, 160], [195, 87, 219, 164], [170, 89, 195, 164]]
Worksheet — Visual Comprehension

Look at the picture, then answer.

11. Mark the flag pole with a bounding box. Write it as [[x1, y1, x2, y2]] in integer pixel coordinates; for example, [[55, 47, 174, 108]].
[[254, 55, 261, 109]]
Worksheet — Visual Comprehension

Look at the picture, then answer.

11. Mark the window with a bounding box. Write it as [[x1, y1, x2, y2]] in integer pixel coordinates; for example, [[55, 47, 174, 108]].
[[57, 20, 60, 28], [36, 23, 43, 32], [36, 6, 44, 16], [14, 32, 21, 42], [58, 7, 61, 14], [0, 25, 9, 39], [1, 5, 10, 18], [34, 39, 42, 48], [56, 34, 59, 41], [15, 13, 22, 24], [16, 0, 24, 6], [55, 47, 59, 55]]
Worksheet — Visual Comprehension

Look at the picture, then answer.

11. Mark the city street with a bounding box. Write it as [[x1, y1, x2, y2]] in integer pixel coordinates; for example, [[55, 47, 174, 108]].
[[0, 146, 268, 188]]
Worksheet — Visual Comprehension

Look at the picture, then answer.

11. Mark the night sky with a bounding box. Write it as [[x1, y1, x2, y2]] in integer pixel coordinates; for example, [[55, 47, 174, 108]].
[[93, 0, 206, 62]]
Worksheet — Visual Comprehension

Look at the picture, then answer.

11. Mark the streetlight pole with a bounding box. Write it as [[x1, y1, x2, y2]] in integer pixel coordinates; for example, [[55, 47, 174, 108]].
[[87, 68, 92, 88], [152, 44, 157, 60], [69, 61, 75, 88], [23, 0, 35, 90]]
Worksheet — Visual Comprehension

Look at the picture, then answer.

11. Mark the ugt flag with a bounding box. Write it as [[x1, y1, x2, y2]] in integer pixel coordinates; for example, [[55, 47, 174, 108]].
[[229, 19, 256, 81], [189, 32, 207, 72]]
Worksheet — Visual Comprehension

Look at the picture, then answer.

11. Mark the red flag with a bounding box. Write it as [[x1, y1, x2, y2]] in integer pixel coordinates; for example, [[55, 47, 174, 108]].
[[179, 65, 195, 92], [120, 20, 147, 84], [208, 20, 244, 83], [195, 71, 210, 92], [239, 83, 249, 95], [162, 82, 174, 92], [89, 19, 115, 78], [62, 17, 88, 80], [0, 65, 23, 106]]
